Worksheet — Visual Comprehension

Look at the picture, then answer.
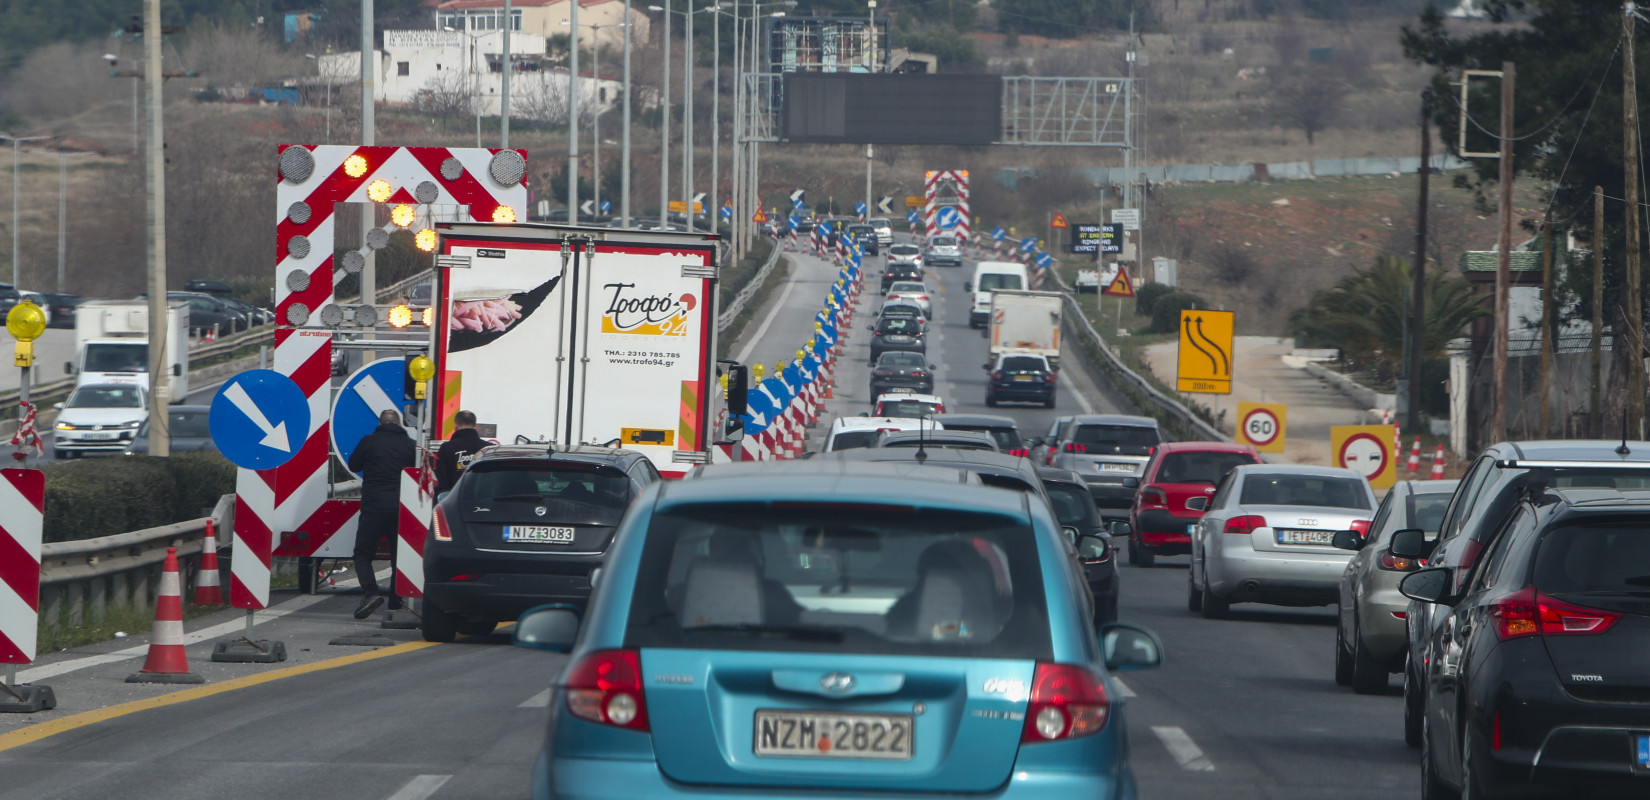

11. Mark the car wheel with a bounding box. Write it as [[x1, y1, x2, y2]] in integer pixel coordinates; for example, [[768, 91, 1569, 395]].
[[1187, 569, 1203, 612], [985, 395, 997, 407], [1200, 586, 1229, 619], [1420, 713, 1459, 800], [456, 618, 497, 636], [1044, 395, 1056, 409], [1460, 723, 1487, 800], [1404, 657, 1425, 749], [1351, 621, 1389, 695], [1133, 537, 1156, 567], [1334, 616, 1355, 687], [420, 598, 457, 643]]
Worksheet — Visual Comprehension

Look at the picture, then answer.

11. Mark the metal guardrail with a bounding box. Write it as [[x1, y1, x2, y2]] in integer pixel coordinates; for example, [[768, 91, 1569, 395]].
[[36, 494, 235, 628], [716, 240, 783, 335]]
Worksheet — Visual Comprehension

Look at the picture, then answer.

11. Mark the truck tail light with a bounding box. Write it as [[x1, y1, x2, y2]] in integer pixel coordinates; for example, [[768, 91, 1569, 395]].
[[1223, 515, 1266, 535], [565, 649, 650, 731], [1022, 662, 1110, 743]]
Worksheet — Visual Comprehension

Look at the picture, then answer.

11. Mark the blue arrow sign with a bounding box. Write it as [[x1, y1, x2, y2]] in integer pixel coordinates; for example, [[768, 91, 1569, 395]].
[[992, 227, 1007, 242], [720, 205, 732, 220], [1036, 252, 1055, 268], [601, 200, 612, 214], [793, 198, 806, 211], [906, 210, 920, 224], [210, 369, 310, 470], [1019, 236, 1039, 253], [331, 358, 411, 474], [936, 207, 961, 229], [787, 216, 800, 230], [855, 201, 867, 215]]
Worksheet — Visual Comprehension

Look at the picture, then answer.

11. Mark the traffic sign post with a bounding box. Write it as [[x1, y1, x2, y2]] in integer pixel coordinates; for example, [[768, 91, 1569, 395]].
[[1332, 424, 1395, 490], [1236, 401, 1287, 453], [1103, 265, 1136, 298], [1175, 310, 1234, 394], [210, 370, 312, 470]]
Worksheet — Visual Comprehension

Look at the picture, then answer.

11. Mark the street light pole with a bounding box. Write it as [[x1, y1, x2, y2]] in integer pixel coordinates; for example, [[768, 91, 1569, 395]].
[[568, 0, 580, 225], [659, 1, 671, 228], [622, 0, 633, 227], [567, 20, 630, 222], [7, 135, 49, 287], [56, 152, 95, 294], [144, 0, 170, 457], [683, 2, 694, 233], [502, 0, 512, 147]]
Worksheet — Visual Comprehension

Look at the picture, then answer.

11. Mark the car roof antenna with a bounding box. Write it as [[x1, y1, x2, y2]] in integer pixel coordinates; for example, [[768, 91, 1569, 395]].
[[1619, 408, 1632, 456]]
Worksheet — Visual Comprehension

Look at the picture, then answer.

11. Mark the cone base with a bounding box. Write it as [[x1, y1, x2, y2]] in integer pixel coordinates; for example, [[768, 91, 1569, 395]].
[[381, 609, 421, 630], [0, 683, 56, 713], [126, 671, 205, 684], [210, 639, 287, 663], [330, 635, 396, 647], [192, 588, 225, 606]]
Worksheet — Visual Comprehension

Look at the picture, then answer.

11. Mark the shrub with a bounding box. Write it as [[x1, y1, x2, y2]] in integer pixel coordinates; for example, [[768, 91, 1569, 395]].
[[1149, 291, 1209, 334], [1134, 282, 1176, 317], [42, 453, 235, 543]]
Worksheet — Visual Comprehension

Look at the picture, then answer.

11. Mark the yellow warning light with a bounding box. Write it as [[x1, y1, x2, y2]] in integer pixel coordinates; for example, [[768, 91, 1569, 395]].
[[752, 363, 765, 380], [492, 205, 517, 223], [795, 349, 806, 363], [391, 204, 416, 227], [414, 228, 438, 252], [6, 301, 46, 343], [366, 180, 393, 203], [388, 304, 413, 328], [343, 154, 369, 178], [408, 355, 436, 382], [421, 307, 435, 327]]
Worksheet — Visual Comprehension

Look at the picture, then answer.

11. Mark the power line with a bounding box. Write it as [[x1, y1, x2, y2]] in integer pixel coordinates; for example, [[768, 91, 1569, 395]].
[[1451, 38, 1621, 144]]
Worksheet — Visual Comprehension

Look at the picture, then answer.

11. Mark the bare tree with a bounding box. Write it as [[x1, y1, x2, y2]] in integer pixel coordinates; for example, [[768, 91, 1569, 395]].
[[417, 69, 476, 131], [1271, 68, 1341, 145], [516, 75, 571, 126]]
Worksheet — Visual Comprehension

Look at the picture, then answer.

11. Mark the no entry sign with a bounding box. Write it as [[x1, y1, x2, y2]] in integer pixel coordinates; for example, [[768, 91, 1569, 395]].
[[1331, 424, 1395, 490]]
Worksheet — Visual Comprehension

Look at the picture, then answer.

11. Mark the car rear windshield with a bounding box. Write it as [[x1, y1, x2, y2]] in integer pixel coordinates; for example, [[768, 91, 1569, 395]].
[[1000, 356, 1045, 372], [977, 273, 1023, 292], [829, 430, 880, 451], [932, 237, 957, 247], [1070, 424, 1159, 456], [879, 400, 940, 418], [890, 245, 920, 255], [1240, 475, 1371, 509], [889, 282, 926, 293], [1045, 482, 1100, 528], [1534, 523, 1650, 595], [947, 425, 1020, 452], [1408, 492, 1453, 532], [879, 352, 925, 367], [624, 504, 1053, 658], [1155, 451, 1257, 485], [463, 463, 631, 524], [879, 317, 922, 334]]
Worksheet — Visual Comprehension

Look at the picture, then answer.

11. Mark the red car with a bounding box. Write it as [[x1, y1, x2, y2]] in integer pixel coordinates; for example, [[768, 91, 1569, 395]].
[[1126, 441, 1263, 566]]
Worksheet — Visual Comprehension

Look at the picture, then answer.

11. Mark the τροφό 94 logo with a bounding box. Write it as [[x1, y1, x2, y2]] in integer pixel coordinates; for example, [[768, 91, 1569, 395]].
[[601, 283, 694, 336]]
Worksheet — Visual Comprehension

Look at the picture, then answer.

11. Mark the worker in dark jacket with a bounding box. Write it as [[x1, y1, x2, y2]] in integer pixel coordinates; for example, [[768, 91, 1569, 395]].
[[435, 410, 488, 493], [347, 409, 418, 619]]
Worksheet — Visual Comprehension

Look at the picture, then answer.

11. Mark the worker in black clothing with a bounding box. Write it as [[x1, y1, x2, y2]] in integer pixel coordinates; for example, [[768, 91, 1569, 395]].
[[435, 410, 488, 494], [348, 409, 418, 619]]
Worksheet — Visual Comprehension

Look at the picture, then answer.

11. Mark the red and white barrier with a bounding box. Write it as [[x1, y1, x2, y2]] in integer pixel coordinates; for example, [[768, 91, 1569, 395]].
[[0, 468, 44, 667], [192, 519, 225, 605], [395, 467, 433, 599], [232, 468, 275, 610], [127, 547, 204, 684]]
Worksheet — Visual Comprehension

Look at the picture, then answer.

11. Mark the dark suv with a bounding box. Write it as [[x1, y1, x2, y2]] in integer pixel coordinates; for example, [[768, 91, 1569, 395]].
[[422, 445, 661, 641], [984, 352, 1056, 408], [1405, 486, 1650, 798], [881, 263, 923, 294], [847, 224, 879, 256], [869, 350, 935, 396]]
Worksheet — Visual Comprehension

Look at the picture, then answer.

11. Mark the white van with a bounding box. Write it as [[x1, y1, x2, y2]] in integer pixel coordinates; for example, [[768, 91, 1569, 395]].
[[964, 261, 1030, 328]]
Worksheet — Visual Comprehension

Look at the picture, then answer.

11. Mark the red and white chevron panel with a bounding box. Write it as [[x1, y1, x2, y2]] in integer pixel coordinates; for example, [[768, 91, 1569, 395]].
[[923, 170, 971, 241], [396, 467, 432, 598], [0, 468, 44, 665], [239, 145, 530, 587]]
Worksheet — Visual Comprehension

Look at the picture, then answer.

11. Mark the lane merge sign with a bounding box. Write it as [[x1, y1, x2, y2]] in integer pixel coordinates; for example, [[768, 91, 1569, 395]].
[[210, 369, 310, 470], [1236, 401, 1287, 453], [1176, 309, 1234, 394], [936, 206, 961, 229], [1332, 424, 1395, 489]]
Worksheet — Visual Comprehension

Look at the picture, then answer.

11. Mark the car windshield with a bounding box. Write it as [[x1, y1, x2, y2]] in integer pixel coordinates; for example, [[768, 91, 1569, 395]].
[[1408, 492, 1453, 532], [879, 400, 940, 418], [879, 352, 925, 368], [68, 385, 142, 408], [623, 504, 1052, 658], [891, 245, 920, 255], [465, 464, 631, 524], [83, 343, 148, 373], [932, 237, 957, 247], [879, 317, 921, 334], [1000, 356, 1045, 372], [1045, 482, 1100, 528], [1070, 424, 1160, 455], [829, 430, 881, 451], [1156, 452, 1258, 485], [1533, 523, 1650, 595], [978, 273, 1023, 292], [1240, 474, 1371, 509]]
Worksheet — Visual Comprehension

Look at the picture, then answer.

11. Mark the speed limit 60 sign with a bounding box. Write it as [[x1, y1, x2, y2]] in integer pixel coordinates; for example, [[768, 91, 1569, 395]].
[[1236, 402, 1286, 453], [1331, 424, 1396, 490]]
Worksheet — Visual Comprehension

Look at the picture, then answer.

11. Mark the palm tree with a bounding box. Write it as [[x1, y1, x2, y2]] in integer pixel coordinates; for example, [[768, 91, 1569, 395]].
[[1290, 256, 1488, 379]]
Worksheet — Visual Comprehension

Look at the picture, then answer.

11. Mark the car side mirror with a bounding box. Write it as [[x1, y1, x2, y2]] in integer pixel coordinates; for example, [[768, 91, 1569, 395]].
[[963, 281, 972, 292], [1389, 528, 1429, 559], [1076, 533, 1110, 563], [1107, 520, 1132, 538], [1100, 623, 1164, 671], [53, 402, 64, 411], [1398, 568, 1452, 605], [512, 604, 582, 653], [866, 325, 875, 331], [1061, 525, 1079, 545], [172, 363, 183, 377], [982, 363, 992, 370], [1185, 495, 1208, 512], [1122, 476, 1141, 490], [929, 364, 938, 371], [435, 491, 449, 503], [1331, 530, 1364, 551], [64, 361, 74, 375]]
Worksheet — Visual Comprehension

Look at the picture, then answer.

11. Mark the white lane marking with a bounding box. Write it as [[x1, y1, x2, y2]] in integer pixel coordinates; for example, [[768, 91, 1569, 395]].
[[1113, 677, 1136, 698], [386, 774, 452, 800], [17, 568, 392, 683], [734, 257, 802, 365], [519, 688, 552, 708], [1151, 725, 1216, 772]]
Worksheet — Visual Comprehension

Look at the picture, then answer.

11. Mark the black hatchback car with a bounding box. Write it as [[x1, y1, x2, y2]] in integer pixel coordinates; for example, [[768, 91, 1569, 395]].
[[867, 315, 926, 365], [869, 350, 935, 396], [881, 263, 923, 294], [985, 352, 1057, 408], [1405, 486, 1650, 798], [423, 445, 661, 642], [1039, 466, 1119, 622], [847, 223, 879, 256]]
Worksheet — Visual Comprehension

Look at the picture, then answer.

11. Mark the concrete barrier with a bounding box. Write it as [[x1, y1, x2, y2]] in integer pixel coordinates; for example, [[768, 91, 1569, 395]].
[[1303, 360, 1395, 411]]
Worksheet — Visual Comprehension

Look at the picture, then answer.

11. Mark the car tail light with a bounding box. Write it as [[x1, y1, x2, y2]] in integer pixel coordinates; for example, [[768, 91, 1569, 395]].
[[911, 370, 927, 378], [915, 295, 928, 301], [1390, 611, 1407, 620], [1488, 587, 1622, 641], [1377, 549, 1419, 572], [1350, 519, 1372, 540], [1008, 448, 1028, 457], [1223, 515, 1266, 534], [564, 649, 650, 731], [874, 330, 883, 336], [1022, 662, 1110, 743], [1141, 487, 1168, 507], [432, 506, 452, 542], [991, 370, 1003, 382], [1064, 443, 1087, 453]]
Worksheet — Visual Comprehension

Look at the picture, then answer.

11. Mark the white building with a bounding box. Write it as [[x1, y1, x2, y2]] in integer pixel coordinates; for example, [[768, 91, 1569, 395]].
[[318, 29, 623, 122], [433, 0, 648, 51]]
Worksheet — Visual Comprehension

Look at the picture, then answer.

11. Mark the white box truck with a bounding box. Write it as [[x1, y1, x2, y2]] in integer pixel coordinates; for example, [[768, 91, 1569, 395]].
[[989, 289, 1063, 366], [433, 223, 723, 478], [69, 300, 190, 403]]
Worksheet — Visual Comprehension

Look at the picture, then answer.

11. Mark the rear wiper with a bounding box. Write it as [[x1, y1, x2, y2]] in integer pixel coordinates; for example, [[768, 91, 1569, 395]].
[[682, 623, 846, 642]]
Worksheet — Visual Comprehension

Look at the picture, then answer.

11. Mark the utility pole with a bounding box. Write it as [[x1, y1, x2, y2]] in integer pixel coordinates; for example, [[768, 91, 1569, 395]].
[[502, 0, 512, 148], [622, 0, 633, 227], [659, 0, 671, 228], [1539, 215, 1553, 436], [1409, 90, 1430, 434], [361, 0, 376, 367], [1490, 61, 1514, 444], [56, 152, 95, 294], [569, 0, 581, 225], [144, 0, 170, 457], [683, 1, 695, 233], [1592, 185, 1605, 437], [1624, 2, 1645, 438]]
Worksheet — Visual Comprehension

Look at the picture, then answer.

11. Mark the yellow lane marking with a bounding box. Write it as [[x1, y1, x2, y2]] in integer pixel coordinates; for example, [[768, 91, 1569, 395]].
[[0, 640, 443, 754]]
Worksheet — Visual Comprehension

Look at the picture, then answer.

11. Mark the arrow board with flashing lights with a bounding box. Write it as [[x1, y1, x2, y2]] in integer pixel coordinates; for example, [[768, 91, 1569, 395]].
[[1176, 310, 1234, 394], [210, 370, 311, 470]]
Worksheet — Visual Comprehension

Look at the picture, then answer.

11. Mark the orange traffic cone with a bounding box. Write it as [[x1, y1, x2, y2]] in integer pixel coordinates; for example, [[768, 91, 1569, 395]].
[[1407, 436, 1422, 473], [1430, 444, 1446, 480], [192, 520, 225, 605], [127, 547, 205, 684]]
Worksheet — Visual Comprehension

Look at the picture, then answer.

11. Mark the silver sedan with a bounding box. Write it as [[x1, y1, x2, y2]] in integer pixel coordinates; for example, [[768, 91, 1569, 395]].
[[1187, 464, 1378, 619], [1332, 479, 1457, 694]]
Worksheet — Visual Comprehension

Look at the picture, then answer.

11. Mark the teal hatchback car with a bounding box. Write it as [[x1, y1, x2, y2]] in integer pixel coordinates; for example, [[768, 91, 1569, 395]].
[[514, 459, 1163, 799]]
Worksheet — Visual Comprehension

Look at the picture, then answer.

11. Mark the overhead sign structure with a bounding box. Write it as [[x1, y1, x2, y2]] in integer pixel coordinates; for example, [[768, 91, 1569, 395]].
[[1332, 424, 1395, 489], [1073, 223, 1121, 254], [1176, 309, 1234, 394], [1103, 265, 1136, 298], [1111, 208, 1141, 231], [1051, 211, 1069, 229], [1236, 401, 1287, 453], [331, 358, 412, 472], [210, 370, 311, 470]]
